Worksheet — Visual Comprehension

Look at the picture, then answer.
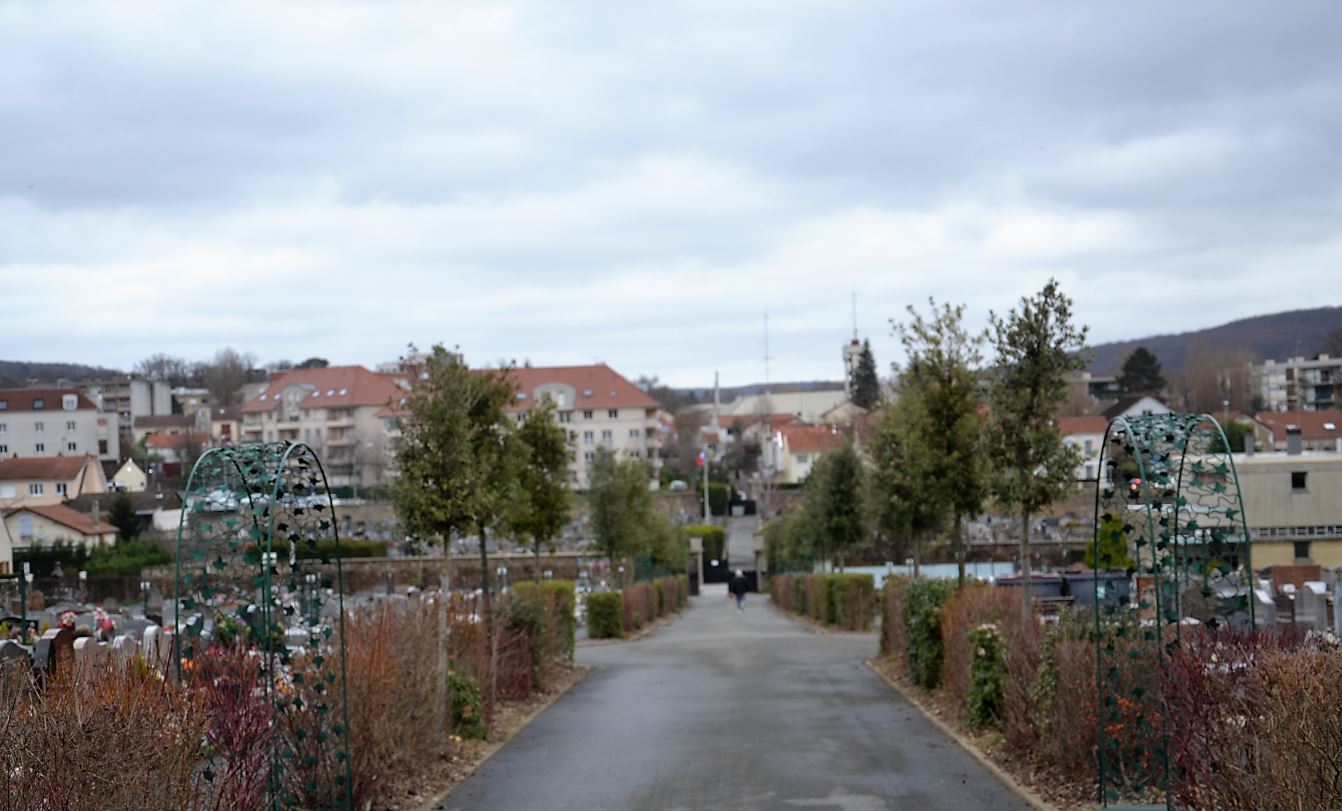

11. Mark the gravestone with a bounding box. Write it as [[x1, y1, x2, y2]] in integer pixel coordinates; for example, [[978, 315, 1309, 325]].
[[0, 640, 32, 673], [1297, 581, 1328, 628], [142, 625, 166, 663], [119, 618, 152, 640], [111, 634, 138, 666], [73, 637, 108, 678], [33, 628, 74, 678]]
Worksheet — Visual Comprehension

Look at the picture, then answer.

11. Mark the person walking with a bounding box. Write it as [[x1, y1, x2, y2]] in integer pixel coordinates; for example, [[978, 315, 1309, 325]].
[[729, 569, 748, 611]]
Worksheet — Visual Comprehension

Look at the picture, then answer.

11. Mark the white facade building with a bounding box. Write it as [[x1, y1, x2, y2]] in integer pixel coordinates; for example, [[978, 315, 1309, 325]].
[[0, 389, 120, 462]]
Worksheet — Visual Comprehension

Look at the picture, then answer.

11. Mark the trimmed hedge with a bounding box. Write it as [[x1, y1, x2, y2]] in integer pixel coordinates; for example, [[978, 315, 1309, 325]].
[[676, 575, 689, 608], [770, 572, 875, 631], [587, 591, 624, 639], [540, 580, 576, 661], [902, 579, 954, 689]]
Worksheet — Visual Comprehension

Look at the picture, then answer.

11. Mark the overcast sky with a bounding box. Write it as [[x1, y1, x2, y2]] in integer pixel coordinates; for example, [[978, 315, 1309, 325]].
[[4, 1, 1341, 387]]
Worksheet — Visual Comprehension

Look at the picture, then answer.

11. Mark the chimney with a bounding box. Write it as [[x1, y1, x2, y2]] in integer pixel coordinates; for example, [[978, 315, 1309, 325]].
[[1286, 426, 1303, 456], [91, 498, 101, 528], [1244, 433, 1254, 456]]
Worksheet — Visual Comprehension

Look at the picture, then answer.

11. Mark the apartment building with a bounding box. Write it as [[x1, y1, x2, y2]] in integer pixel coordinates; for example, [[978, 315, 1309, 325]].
[[1236, 451, 1342, 568], [240, 366, 406, 488], [503, 365, 665, 488], [0, 455, 109, 508], [1257, 355, 1342, 412], [1059, 415, 1109, 481], [0, 389, 120, 462], [79, 377, 172, 431]]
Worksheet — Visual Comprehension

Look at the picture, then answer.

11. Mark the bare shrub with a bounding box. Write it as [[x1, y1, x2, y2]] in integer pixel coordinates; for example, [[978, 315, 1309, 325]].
[[940, 586, 1019, 715]]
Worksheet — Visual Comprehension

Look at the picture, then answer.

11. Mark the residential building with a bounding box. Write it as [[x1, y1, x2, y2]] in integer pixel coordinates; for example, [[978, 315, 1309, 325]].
[[240, 366, 407, 488], [132, 414, 196, 445], [1059, 416, 1109, 481], [0, 519, 12, 572], [172, 387, 212, 419], [2, 503, 117, 551], [1256, 355, 1342, 412], [79, 378, 172, 443], [204, 406, 242, 444], [108, 458, 148, 492], [761, 422, 846, 485], [1235, 451, 1342, 568], [1249, 409, 1342, 453], [724, 389, 848, 424], [0, 389, 119, 462], [1067, 371, 1123, 401], [502, 364, 665, 488], [0, 455, 109, 508], [1101, 395, 1171, 422]]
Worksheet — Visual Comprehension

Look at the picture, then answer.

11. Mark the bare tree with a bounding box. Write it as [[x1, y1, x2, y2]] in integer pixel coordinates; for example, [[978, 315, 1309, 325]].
[[135, 354, 194, 386], [198, 348, 258, 408], [1173, 340, 1258, 415]]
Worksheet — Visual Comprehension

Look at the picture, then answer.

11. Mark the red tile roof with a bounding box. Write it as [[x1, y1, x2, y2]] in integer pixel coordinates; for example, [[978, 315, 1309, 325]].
[[145, 433, 211, 449], [242, 366, 406, 414], [0, 455, 96, 481], [782, 424, 846, 454], [1057, 416, 1109, 436], [502, 365, 658, 412], [133, 414, 195, 430], [1254, 409, 1342, 441], [3, 503, 112, 537], [0, 389, 97, 412]]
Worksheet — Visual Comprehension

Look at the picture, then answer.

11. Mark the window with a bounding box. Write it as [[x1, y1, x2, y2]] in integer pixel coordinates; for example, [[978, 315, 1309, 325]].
[[583, 431, 594, 444], [98, 440, 108, 454], [0, 485, 13, 499], [629, 449, 641, 458], [583, 451, 594, 462], [582, 410, 594, 420], [34, 443, 44, 453], [1292, 471, 1308, 491], [66, 442, 77, 452], [55, 483, 67, 496], [66, 420, 76, 431], [0, 400, 7, 411], [62, 394, 77, 410], [0, 445, 6, 454], [1083, 439, 1094, 455], [32, 399, 44, 410], [608, 409, 619, 419], [629, 428, 641, 438], [0, 423, 5, 433], [28, 483, 44, 496], [601, 429, 613, 441], [558, 412, 572, 423], [34, 421, 44, 432], [1294, 541, 1312, 561], [18, 516, 33, 540]]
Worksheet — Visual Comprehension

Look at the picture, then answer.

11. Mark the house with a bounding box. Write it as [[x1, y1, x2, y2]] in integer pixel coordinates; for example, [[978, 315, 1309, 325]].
[[1250, 409, 1342, 453], [724, 389, 849, 424], [763, 423, 847, 485], [502, 364, 666, 488], [131, 414, 196, 445], [0, 519, 12, 572], [204, 406, 242, 444], [0, 455, 108, 507], [1058, 416, 1109, 481], [0, 388, 120, 462], [240, 365, 408, 488], [145, 432, 212, 465], [1101, 395, 1171, 422], [108, 458, 148, 493], [67, 490, 182, 538], [2, 503, 117, 551]]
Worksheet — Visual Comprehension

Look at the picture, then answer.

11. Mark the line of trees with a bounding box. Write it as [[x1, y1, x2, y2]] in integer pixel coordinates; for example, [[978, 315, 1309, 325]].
[[766, 279, 1090, 626]]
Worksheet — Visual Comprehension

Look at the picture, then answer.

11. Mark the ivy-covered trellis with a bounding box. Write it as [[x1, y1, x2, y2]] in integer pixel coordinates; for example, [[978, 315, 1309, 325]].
[[175, 442, 352, 809], [1091, 412, 1254, 808]]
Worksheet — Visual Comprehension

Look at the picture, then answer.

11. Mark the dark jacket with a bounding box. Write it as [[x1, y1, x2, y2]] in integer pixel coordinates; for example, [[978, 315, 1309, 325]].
[[729, 574, 748, 597]]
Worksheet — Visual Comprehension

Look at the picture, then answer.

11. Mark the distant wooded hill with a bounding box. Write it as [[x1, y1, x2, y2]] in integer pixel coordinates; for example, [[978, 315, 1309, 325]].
[[676, 380, 845, 403], [1088, 307, 1342, 374], [0, 360, 124, 388]]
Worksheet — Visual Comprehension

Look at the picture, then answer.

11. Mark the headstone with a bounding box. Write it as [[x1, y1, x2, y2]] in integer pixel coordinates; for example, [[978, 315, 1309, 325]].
[[119, 618, 152, 640], [73, 637, 108, 678], [33, 627, 74, 678], [142, 625, 166, 663], [0, 640, 32, 674], [111, 634, 138, 665], [1253, 588, 1276, 628], [1297, 582, 1328, 628]]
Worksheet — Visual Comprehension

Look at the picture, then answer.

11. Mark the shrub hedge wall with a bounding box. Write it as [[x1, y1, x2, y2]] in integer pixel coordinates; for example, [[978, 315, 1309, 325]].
[[769, 573, 875, 631], [586, 591, 624, 639]]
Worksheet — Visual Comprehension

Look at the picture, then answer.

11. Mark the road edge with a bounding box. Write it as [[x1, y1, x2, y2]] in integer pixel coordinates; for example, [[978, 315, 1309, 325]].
[[423, 665, 592, 811], [864, 658, 1061, 811]]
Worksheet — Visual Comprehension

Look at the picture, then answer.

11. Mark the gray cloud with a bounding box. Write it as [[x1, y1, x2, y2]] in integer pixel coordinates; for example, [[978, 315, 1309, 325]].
[[3, 0, 1342, 386]]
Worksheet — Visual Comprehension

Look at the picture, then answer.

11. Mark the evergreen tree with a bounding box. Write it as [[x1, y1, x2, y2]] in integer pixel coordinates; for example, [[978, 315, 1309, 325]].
[[850, 339, 882, 409], [1117, 346, 1165, 394], [393, 345, 516, 733], [588, 447, 654, 578], [986, 280, 1090, 625], [800, 444, 866, 570], [107, 493, 141, 541], [507, 400, 573, 582], [893, 300, 986, 586]]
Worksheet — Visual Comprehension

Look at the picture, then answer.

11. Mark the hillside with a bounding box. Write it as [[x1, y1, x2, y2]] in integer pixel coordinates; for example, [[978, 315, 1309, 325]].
[[1088, 307, 1342, 374], [677, 380, 845, 404], [0, 360, 124, 388]]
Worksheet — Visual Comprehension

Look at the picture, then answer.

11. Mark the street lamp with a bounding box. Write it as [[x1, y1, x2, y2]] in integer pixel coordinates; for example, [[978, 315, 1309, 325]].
[[496, 566, 508, 594], [79, 570, 88, 604], [140, 580, 152, 616]]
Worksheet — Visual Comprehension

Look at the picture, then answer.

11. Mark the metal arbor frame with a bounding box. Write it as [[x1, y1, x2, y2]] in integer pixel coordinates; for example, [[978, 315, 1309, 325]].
[[175, 442, 352, 810], [1091, 412, 1254, 809]]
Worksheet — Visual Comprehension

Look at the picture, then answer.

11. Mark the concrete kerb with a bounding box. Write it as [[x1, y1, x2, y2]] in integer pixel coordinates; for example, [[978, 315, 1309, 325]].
[[422, 666, 591, 811], [764, 597, 873, 635], [864, 659, 1061, 811], [576, 595, 694, 647]]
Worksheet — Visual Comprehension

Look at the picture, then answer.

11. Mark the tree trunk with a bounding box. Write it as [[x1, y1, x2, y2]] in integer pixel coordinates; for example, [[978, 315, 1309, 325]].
[[1020, 510, 1032, 628], [436, 533, 450, 740], [955, 513, 965, 588], [534, 541, 542, 583], [913, 531, 921, 579], [478, 523, 495, 718]]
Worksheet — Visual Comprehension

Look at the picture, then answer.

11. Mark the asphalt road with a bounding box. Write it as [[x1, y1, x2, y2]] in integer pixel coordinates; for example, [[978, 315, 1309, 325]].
[[441, 587, 1030, 811]]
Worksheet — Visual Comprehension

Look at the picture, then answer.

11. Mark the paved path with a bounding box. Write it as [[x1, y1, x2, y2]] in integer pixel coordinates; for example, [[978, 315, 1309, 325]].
[[441, 591, 1029, 811]]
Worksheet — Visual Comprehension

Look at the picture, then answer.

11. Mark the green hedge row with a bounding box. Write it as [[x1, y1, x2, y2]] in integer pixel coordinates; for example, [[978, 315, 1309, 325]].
[[587, 591, 624, 639], [769, 572, 875, 631], [902, 579, 953, 689]]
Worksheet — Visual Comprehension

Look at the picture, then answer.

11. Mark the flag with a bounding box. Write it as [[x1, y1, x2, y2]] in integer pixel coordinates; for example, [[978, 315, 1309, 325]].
[[696, 451, 706, 467]]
